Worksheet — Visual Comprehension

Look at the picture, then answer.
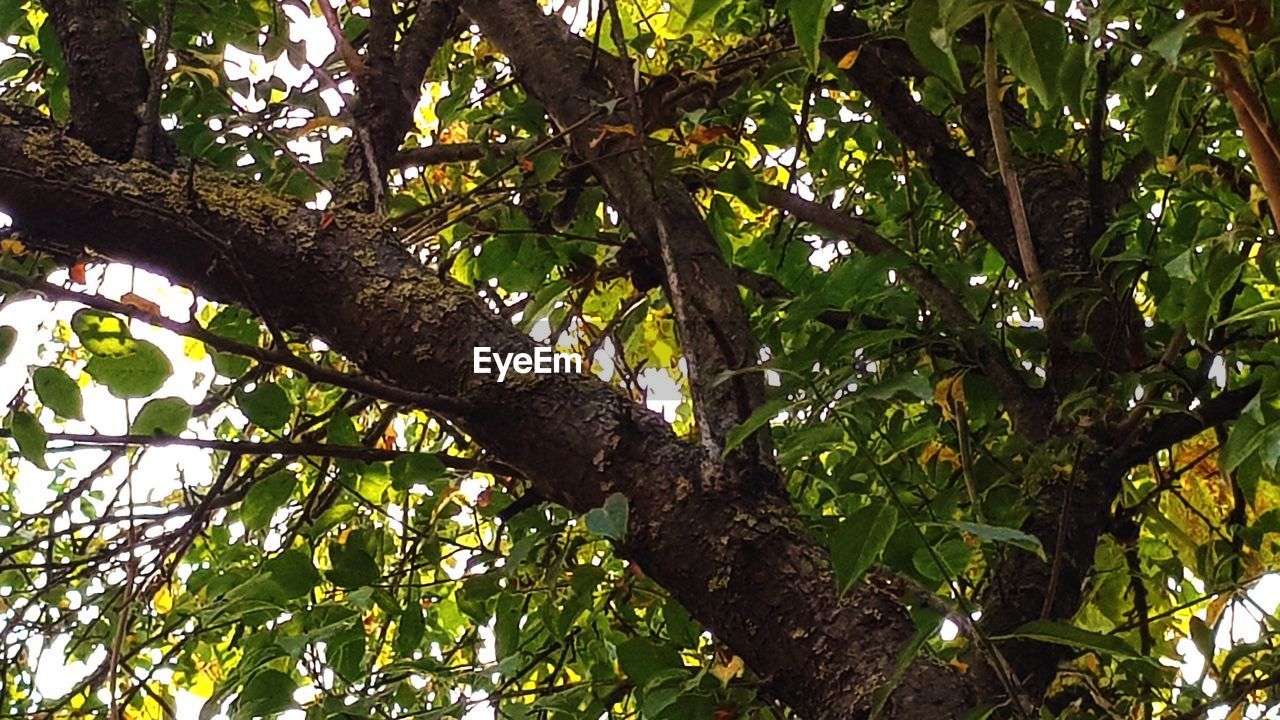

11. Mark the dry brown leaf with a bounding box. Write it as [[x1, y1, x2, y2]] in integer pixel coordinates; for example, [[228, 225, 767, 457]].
[[121, 292, 162, 316]]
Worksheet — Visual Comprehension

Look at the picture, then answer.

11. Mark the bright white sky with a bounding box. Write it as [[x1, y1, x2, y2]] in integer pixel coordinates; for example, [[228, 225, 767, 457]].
[[2, 1, 1280, 718]]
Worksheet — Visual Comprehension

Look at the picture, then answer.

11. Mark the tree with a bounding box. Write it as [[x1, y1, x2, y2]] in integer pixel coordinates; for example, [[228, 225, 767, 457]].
[[0, 0, 1278, 717]]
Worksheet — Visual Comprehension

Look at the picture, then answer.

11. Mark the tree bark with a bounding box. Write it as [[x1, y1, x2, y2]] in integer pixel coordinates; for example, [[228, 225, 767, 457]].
[[459, 0, 767, 457], [0, 117, 971, 719], [42, 0, 152, 162]]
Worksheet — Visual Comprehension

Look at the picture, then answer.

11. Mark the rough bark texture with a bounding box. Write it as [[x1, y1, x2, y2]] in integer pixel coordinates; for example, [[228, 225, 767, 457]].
[[459, 0, 767, 457], [41, 0, 151, 162], [1, 1, 1261, 716], [340, 0, 460, 208], [0, 117, 971, 718]]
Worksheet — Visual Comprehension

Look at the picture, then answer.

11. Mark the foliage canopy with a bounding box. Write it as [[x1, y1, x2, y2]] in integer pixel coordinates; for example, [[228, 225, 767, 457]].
[[2, 0, 1280, 718]]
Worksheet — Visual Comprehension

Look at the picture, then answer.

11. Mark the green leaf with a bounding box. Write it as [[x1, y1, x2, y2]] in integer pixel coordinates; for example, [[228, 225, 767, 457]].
[[1002, 619, 1142, 658], [905, 0, 962, 88], [1142, 74, 1187, 157], [0, 326, 17, 364], [263, 550, 320, 599], [1219, 299, 1280, 326], [1221, 411, 1280, 473], [616, 636, 684, 687], [946, 521, 1047, 560], [585, 493, 629, 540], [329, 627, 367, 682], [1165, 248, 1197, 281], [723, 396, 790, 454], [235, 669, 296, 719], [1188, 616, 1215, 661], [241, 471, 297, 530], [130, 397, 191, 436], [33, 367, 83, 420], [206, 306, 259, 379], [1058, 42, 1090, 118], [994, 5, 1065, 108], [395, 604, 425, 656], [717, 162, 761, 210], [327, 410, 360, 446], [328, 540, 380, 589], [85, 339, 172, 398], [390, 452, 448, 491], [831, 499, 898, 595], [1150, 15, 1201, 64], [790, 0, 835, 72], [71, 309, 137, 358], [236, 382, 292, 430], [681, 0, 731, 29], [10, 410, 48, 469]]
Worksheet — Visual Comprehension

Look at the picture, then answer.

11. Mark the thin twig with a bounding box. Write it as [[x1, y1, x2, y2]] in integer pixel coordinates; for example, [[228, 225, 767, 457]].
[[0, 268, 470, 416], [984, 15, 1049, 321], [134, 0, 177, 161], [0, 428, 513, 473], [319, 0, 367, 78]]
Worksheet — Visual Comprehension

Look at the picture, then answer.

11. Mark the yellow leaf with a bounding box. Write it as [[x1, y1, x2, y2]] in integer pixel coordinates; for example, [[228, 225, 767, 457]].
[[183, 337, 207, 361], [189, 669, 215, 699], [0, 237, 26, 256], [933, 373, 966, 421], [711, 653, 744, 685], [589, 123, 638, 149], [1249, 183, 1268, 218], [174, 65, 221, 87], [920, 441, 961, 469], [1157, 155, 1179, 174], [1216, 25, 1249, 55], [121, 292, 162, 316], [837, 49, 860, 69], [687, 125, 730, 145], [152, 585, 174, 615]]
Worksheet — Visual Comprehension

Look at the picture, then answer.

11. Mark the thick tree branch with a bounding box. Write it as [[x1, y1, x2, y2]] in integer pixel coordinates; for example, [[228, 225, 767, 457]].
[[825, 9, 1142, 392], [0, 118, 974, 718], [824, 11, 1021, 272], [0, 266, 466, 414], [338, 0, 461, 209], [459, 0, 766, 457], [41, 0, 152, 161]]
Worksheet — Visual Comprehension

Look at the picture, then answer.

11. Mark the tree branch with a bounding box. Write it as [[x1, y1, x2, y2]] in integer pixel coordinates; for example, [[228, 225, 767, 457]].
[[318, 0, 367, 79], [0, 267, 468, 416], [756, 183, 1048, 435], [459, 0, 766, 457], [1114, 383, 1261, 471], [2, 429, 510, 473], [41, 0, 152, 161], [824, 11, 1021, 273], [0, 118, 974, 718], [395, 141, 486, 169], [983, 19, 1048, 319], [334, 0, 461, 210]]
